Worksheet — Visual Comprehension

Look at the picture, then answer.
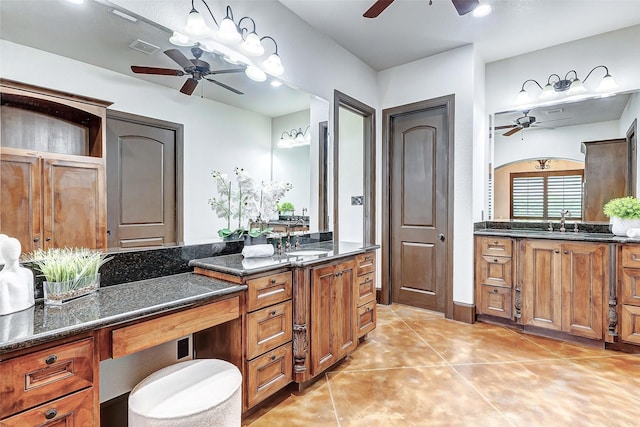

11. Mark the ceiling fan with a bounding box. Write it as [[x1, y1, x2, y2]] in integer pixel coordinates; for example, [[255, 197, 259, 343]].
[[131, 46, 245, 96], [363, 0, 479, 18], [495, 110, 567, 137]]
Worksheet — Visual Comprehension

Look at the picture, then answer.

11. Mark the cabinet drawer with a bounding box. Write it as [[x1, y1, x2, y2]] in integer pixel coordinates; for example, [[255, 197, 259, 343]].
[[356, 252, 376, 276], [356, 272, 376, 306], [622, 245, 640, 269], [478, 285, 512, 319], [247, 272, 293, 311], [479, 237, 512, 257], [0, 387, 94, 426], [620, 268, 640, 305], [0, 338, 94, 417], [357, 301, 377, 338], [246, 342, 292, 409], [246, 301, 293, 360], [476, 255, 512, 288], [621, 305, 640, 345]]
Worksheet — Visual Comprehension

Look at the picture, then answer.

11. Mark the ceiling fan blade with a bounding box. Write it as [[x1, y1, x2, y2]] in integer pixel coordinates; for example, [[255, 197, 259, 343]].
[[503, 127, 522, 137], [207, 68, 245, 75], [165, 49, 194, 70], [205, 78, 244, 95], [495, 124, 517, 130], [180, 78, 199, 95], [363, 0, 395, 18], [131, 66, 184, 76], [451, 0, 479, 15]]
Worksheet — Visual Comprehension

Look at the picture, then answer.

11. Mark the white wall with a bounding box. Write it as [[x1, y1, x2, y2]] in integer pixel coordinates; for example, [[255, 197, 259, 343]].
[[620, 92, 640, 195], [378, 44, 481, 305], [271, 109, 311, 217], [494, 120, 621, 167], [338, 107, 364, 244]]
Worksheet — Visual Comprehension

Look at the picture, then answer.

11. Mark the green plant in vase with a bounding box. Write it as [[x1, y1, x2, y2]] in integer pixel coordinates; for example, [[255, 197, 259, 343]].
[[279, 201, 295, 216], [603, 196, 640, 236]]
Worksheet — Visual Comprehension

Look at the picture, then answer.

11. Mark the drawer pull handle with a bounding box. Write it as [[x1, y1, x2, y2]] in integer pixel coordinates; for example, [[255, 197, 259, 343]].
[[270, 278, 277, 284], [555, 250, 560, 254], [270, 310, 277, 316], [45, 409, 57, 420], [633, 254, 638, 260], [270, 354, 276, 361], [45, 354, 57, 365], [493, 288, 498, 293], [493, 240, 498, 244], [493, 259, 498, 263], [564, 250, 569, 254]]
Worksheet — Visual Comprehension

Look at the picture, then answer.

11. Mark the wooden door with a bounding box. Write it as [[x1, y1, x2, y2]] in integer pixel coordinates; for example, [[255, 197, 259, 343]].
[[335, 260, 357, 357], [106, 117, 177, 249], [521, 240, 562, 331], [0, 153, 41, 252], [582, 139, 627, 221], [42, 158, 105, 249], [390, 104, 450, 311], [561, 243, 605, 339], [310, 264, 337, 376]]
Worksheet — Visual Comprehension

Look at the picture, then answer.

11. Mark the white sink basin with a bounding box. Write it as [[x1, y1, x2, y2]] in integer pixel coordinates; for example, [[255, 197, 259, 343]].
[[287, 250, 330, 256]]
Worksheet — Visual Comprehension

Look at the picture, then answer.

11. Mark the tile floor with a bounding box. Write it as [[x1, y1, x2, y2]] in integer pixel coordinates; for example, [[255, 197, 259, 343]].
[[242, 304, 640, 427]]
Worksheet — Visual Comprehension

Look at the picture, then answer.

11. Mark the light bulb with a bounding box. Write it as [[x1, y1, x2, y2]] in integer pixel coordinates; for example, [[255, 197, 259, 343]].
[[263, 53, 283, 76], [245, 65, 267, 82], [598, 74, 617, 92], [568, 79, 586, 94], [295, 131, 305, 143], [218, 17, 241, 42], [516, 89, 530, 105], [270, 80, 283, 87], [539, 83, 556, 100], [184, 9, 210, 37], [169, 31, 192, 47], [241, 32, 265, 56], [472, 4, 492, 17]]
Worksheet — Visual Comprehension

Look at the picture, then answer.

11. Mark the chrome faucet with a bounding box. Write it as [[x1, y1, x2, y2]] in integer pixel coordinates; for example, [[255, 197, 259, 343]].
[[285, 218, 307, 250], [560, 209, 571, 232]]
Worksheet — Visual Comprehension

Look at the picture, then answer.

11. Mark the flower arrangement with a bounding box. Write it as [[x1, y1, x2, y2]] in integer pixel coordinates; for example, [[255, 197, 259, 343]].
[[209, 167, 292, 238], [603, 196, 640, 219]]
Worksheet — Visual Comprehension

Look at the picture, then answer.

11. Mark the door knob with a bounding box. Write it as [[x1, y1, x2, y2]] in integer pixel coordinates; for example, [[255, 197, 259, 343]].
[[438, 233, 446, 242]]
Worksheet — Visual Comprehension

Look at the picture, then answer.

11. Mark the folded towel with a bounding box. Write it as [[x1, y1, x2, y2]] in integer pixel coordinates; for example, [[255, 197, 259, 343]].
[[627, 228, 640, 238], [242, 244, 275, 258]]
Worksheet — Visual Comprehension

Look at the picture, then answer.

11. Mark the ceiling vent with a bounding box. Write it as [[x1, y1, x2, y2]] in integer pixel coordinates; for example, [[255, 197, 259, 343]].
[[546, 108, 564, 115], [129, 39, 160, 55]]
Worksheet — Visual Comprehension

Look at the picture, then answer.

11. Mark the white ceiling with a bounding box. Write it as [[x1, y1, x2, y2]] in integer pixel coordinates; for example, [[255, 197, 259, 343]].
[[279, 0, 640, 71]]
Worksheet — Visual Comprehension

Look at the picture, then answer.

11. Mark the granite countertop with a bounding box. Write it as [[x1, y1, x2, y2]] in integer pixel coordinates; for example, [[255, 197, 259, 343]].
[[474, 228, 638, 243], [0, 273, 246, 356], [190, 241, 380, 276]]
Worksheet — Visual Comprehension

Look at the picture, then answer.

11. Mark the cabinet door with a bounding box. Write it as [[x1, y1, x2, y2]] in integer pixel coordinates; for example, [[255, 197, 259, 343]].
[[521, 240, 562, 331], [561, 243, 605, 339], [335, 261, 357, 357], [42, 158, 106, 250], [0, 153, 41, 252], [310, 264, 337, 376]]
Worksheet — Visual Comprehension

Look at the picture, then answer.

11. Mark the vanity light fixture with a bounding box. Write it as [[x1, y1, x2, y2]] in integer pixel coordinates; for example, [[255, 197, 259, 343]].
[[516, 65, 617, 105], [171, 0, 285, 82], [278, 126, 311, 148]]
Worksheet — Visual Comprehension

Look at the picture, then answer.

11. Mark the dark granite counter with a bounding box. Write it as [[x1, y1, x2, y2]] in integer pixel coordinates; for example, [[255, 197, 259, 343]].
[[472, 220, 640, 242], [0, 273, 246, 356], [190, 241, 380, 276]]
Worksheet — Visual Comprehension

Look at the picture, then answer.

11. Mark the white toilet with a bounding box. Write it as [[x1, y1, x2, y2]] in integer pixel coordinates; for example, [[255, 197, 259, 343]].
[[128, 359, 242, 427]]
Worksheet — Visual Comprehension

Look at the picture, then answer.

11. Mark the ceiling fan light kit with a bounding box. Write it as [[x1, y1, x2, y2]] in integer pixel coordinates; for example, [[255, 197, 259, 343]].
[[132, 0, 285, 95], [363, 0, 490, 18], [516, 65, 617, 106]]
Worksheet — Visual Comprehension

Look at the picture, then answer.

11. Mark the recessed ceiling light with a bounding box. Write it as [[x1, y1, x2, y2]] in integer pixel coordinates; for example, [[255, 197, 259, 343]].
[[270, 80, 283, 88], [473, 4, 492, 18]]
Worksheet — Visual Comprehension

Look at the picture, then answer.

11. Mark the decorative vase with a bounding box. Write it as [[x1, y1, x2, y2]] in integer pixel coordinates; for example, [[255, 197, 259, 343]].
[[244, 235, 267, 246], [43, 274, 100, 305], [609, 217, 640, 237]]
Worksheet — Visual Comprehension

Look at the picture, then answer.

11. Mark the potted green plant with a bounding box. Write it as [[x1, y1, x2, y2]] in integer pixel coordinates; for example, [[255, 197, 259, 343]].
[[603, 196, 640, 236], [279, 201, 295, 216], [27, 247, 112, 305]]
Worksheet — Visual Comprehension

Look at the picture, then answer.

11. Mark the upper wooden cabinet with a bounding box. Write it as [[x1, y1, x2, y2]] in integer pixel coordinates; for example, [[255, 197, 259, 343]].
[[0, 80, 111, 251]]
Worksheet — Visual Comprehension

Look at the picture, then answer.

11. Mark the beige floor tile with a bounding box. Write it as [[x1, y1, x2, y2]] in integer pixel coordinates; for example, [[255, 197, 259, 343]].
[[519, 332, 612, 359], [327, 367, 511, 427]]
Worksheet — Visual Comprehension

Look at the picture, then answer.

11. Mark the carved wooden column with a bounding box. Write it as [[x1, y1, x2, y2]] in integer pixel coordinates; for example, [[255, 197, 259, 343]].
[[292, 267, 309, 383]]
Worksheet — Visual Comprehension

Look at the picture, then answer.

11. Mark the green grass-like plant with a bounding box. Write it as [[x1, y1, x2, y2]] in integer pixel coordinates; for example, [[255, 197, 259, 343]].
[[27, 248, 112, 284], [603, 196, 640, 219]]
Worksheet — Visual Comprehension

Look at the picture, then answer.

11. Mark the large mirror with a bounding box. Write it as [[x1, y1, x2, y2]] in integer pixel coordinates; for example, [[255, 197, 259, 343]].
[[490, 90, 639, 223], [0, 0, 330, 249]]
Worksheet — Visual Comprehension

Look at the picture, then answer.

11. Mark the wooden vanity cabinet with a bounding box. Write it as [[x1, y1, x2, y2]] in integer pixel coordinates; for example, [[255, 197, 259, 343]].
[[356, 253, 377, 337], [0, 80, 111, 251], [521, 240, 606, 339], [475, 237, 514, 319], [619, 245, 640, 345], [309, 259, 357, 377], [0, 337, 98, 425]]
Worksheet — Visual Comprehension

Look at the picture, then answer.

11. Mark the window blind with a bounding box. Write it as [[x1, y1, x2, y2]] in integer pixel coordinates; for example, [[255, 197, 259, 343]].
[[511, 170, 583, 220]]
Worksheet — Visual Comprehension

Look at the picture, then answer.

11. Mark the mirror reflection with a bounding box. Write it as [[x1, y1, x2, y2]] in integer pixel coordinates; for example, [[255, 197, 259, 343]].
[[0, 0, 330, 250], [491, 91, 640, 222]]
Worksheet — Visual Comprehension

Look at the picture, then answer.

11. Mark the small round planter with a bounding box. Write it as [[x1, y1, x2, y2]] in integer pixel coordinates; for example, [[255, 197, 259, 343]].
[[609, 217, 640, 237]]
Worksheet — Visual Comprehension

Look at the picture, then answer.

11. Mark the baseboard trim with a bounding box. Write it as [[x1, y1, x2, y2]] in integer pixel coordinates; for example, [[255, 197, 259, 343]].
[[453, 302, 476, 324]]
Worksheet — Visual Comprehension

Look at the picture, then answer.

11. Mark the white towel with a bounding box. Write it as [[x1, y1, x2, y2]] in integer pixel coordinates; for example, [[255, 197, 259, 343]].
[[627, 228, 640, 238], [242, 244, 274, 258]]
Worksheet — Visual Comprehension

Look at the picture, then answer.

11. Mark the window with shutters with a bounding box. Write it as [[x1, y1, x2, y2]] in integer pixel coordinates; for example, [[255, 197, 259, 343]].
[[510, 170, 583, 220]]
